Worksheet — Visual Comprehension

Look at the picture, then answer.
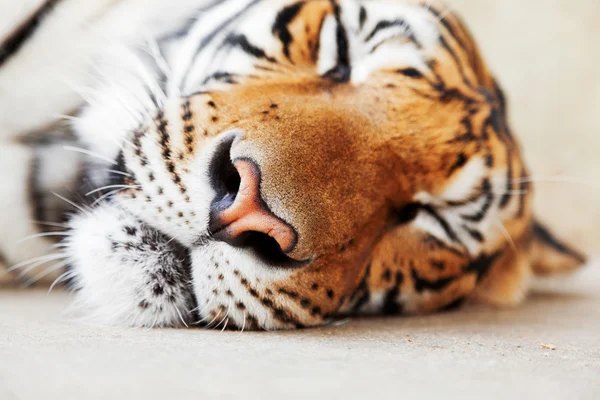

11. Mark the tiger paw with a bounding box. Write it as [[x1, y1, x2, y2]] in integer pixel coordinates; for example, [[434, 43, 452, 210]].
[[64, 203, 196, 327]]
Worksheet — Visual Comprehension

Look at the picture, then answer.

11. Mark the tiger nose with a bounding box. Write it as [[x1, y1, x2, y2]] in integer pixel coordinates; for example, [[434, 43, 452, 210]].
[[209, 147, 297, 254]]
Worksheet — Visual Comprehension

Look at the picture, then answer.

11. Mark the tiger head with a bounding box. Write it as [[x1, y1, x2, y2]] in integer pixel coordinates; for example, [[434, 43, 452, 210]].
[[68, 0, 586, 329]]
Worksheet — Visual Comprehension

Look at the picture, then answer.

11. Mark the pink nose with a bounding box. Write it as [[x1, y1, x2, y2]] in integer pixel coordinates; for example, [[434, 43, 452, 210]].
[[211, 159, 297, 254]]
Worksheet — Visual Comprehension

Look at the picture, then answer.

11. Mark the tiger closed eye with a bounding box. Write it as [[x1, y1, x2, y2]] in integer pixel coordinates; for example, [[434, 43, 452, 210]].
[[396, 68, 423, 79], [393, 203, 421, 225]]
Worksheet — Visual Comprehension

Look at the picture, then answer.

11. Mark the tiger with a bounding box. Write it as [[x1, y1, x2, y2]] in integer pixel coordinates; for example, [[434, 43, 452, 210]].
[[0, 0, 587, 330]]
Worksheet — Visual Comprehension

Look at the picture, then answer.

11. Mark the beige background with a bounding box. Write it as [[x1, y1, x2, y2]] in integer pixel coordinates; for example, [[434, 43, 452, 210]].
[[445, 0, 600, 251]]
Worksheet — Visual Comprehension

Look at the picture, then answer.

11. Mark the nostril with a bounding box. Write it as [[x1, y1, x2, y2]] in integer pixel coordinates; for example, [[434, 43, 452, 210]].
[[224, 167, 241, 196], [207, 139, 300, 264], [228, 231, 301, 266], [209, 135, 241, 212]]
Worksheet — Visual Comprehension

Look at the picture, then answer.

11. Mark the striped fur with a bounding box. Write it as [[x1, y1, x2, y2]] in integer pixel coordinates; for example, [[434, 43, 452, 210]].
[[0, 0, 586, 329]]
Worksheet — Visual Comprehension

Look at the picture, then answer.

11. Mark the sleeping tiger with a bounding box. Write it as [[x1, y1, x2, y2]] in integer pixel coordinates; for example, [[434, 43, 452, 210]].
[[0, 0, 587, 330]]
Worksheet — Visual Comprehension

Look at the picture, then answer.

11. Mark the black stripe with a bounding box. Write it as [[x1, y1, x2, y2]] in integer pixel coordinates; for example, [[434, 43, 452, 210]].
[[108, 150, 128, 187], [358, 6, 367, 31], [155, 111, 187, 195], [323, 1, 351, 83], [464, 250, 502, 282], [423, 235, 465, 257], [446, 152, 468, 177], [438, 34, 473, 89], [499, 153, 513, 209], [421, 205, 461, 243], [365, 19, 421, 48], [493, 79, 508, 118], [239, 274, 304, 328], [181, 0, 263, 91], [272, 1, 305, 62], [382, 272, 404, 315], [0, 246, 8, 267], [28, 149, 48, 232], [517, 168, 528, 217], [446, 180, 489, 208], [331, 1, 350, 66], [223, 34, 276, 63], [0, 0, 61, 67], [396, 68, 423, 79], [411, 267, 455, 293], [441, 296, 466, 312], [464, 226, 484, 243], [351, 262, 372, 312], [488, 100, 514, 143], [426, 5, 480, 88], [202, 71, 238, 85], [461, 179, 494, 222], [446, 115, 478, 144], [426, 6, 468, 53], [430, 260, 446, 271], [533, 221, 586, 264]]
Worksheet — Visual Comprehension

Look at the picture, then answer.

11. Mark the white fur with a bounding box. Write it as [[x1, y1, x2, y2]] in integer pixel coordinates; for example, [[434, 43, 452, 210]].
[[65, 203, 195, 327]]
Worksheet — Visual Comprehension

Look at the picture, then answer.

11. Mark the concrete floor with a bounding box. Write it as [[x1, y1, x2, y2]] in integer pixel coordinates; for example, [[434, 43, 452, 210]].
[[1, 262, 599, 400]]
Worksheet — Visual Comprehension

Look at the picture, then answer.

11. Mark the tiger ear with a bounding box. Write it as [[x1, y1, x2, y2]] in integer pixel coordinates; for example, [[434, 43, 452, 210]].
[[529, 220, 587, 276]]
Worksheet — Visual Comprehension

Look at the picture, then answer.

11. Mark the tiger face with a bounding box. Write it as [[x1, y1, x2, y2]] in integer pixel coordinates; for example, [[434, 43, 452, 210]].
[[65, 0, 586, 329]]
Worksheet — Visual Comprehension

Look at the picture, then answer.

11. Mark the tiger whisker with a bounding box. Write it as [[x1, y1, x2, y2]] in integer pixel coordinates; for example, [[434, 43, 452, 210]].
[[48, 269, 76, 293], [492, 190, 530, 196], [24, 260, 70, 287], [52, 191, 92, 215], [216, 299, 232, 331], [221, 318, 230, 332], [88, 51, 164, 116], [203, 308, 222, 328], [495, 219, 517, 252], [58, 77, 102, 107], [239, 312, 247, 334], [91, 187, 134, 206], [446, 199, 517, 252], [30, 220, 68, 229], [63, 145, 118, 166], [145, 36, 173, 82], [16, 231, 71, 244], [86, 184, 141, 197], [150, 312, 160, 329], [435, 6, 454, 23], [53, 114, 80, 122], [512, 176, 600, 190], [192, 286, 219, 324], [111, 45, 167, 108], [188, 292, 215, 315], [105, 169, 132, 178], [17, 255, 67, 279], [86, 63, 151, 118], [175, 306, 189, 328], [9, 253, 67, 272]]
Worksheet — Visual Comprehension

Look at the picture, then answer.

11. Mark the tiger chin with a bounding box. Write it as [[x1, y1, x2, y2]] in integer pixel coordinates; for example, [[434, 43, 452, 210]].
[[19, 0, 587, 330]]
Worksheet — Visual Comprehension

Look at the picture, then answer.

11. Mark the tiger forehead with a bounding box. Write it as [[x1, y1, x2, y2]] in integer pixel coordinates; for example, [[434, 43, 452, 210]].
[[252, 0, 439, 66], [179, 0, 444, 94]]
